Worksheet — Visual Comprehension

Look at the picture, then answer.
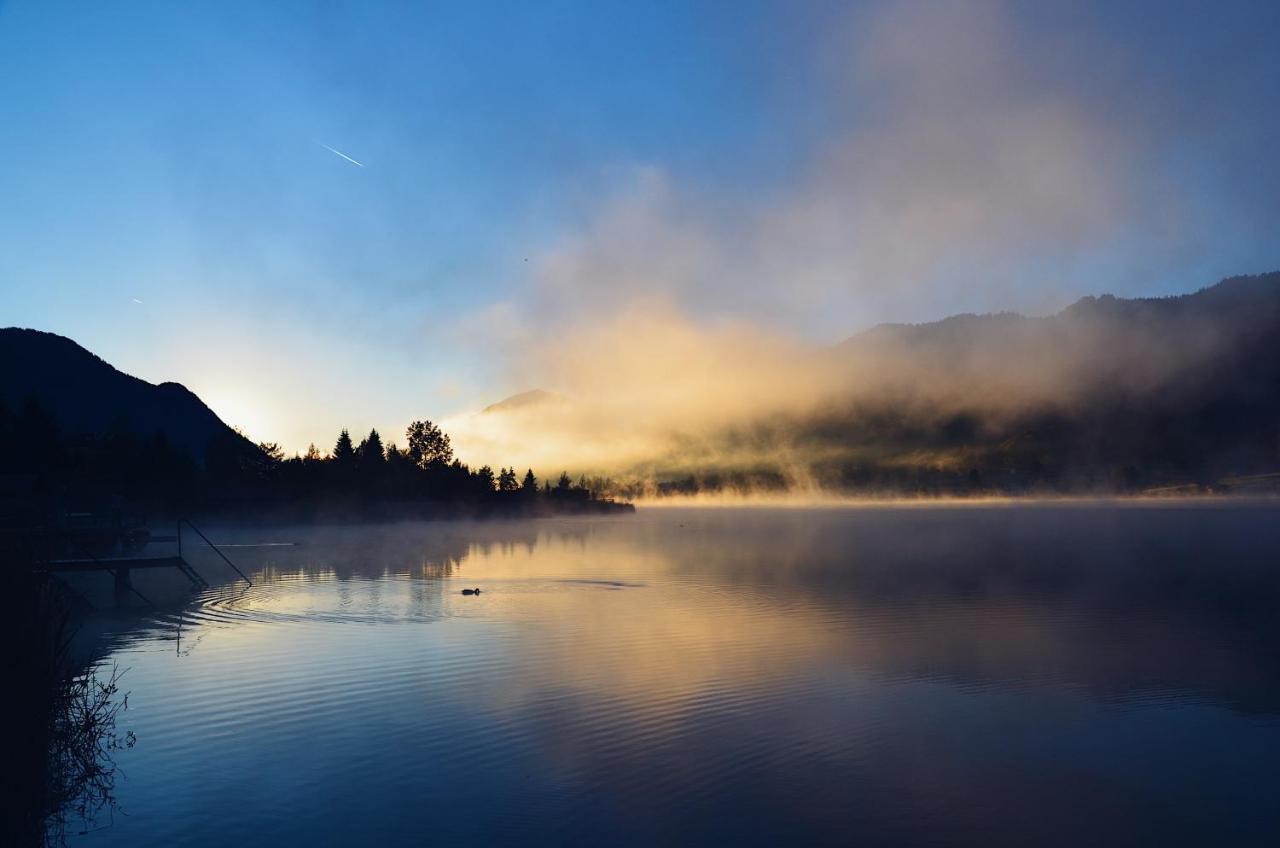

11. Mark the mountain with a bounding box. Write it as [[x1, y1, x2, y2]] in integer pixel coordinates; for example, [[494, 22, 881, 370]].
[[0, 328, 252, 463], [481, 389, 568, 415], [799, 272, 1280, 491]]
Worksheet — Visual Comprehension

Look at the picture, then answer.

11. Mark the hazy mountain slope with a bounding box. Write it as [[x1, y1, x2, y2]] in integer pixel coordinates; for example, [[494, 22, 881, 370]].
[[0, 328, 252, 462], [793, 272, 1280, 490], [832, 273, 1280, 407], [481, 389, 569, 415]]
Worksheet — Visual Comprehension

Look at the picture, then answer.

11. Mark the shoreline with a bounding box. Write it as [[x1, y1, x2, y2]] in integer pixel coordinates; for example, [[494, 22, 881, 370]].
[[631, 492, 1280, 509]]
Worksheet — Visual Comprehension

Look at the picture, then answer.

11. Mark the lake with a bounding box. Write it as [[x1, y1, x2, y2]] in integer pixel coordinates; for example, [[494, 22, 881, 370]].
[[66, 503, 1280, 846]]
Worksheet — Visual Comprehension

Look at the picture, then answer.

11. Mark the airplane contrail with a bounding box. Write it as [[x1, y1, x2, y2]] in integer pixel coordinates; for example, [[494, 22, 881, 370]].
[[318, 142, 365, 167]]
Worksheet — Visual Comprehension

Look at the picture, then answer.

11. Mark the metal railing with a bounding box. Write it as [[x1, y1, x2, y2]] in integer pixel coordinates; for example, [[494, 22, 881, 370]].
[[178, 520, 254, 586]]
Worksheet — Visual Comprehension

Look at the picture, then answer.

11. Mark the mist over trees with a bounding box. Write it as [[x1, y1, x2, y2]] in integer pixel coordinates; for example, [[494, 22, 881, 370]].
[[504, 273, 1280, 499]]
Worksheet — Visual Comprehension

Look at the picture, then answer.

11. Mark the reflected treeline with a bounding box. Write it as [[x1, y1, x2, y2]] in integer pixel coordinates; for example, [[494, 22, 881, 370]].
[[199, 508, 1280, 715], [202, 518, 585, 582], [17, 509, 1279, 846]]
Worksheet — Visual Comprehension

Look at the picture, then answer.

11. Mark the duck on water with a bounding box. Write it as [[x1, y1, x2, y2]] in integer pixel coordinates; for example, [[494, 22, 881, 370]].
[[461, 588, 482, 595]]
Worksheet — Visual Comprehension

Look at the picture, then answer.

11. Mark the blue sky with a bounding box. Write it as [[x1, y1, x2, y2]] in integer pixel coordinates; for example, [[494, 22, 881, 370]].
[[3, 1, 1279, 453]]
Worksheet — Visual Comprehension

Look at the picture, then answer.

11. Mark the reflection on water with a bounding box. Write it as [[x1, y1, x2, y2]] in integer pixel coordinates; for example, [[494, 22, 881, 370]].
[[71, 505, 1280, 846]]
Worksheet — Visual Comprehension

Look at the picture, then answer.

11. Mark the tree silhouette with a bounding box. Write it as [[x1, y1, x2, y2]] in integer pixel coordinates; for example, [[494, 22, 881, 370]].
[[254, 440, 285, 481], [406, 419, 452, 468], [0, 395, 629, 516], [333, 429, 355, 465], [258, 442, 286, 464], [358, 428, 385, 467]]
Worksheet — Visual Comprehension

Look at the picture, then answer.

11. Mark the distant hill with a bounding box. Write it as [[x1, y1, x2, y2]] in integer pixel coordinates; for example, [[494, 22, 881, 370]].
[[835, 272, 1280, 381], [0, 328, 252, 463], [481, 389, 568, 415], [790, 272, 1280, 492]]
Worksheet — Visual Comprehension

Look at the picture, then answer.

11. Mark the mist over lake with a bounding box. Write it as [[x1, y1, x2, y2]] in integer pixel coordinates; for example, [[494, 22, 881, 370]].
[[63, 504, 1280, 846]]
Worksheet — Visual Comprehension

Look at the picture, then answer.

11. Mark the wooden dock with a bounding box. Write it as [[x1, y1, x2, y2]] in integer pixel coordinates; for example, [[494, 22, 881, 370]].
[[19, 518, 250, 605], [46, 555, 189, 573], [45, 554, 210, 591]]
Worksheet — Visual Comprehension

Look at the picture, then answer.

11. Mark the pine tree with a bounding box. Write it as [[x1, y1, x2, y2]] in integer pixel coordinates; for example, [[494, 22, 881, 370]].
[[333, 429, 355, 464], [359, 428, 385, 466], [384, 441, 404, 467]]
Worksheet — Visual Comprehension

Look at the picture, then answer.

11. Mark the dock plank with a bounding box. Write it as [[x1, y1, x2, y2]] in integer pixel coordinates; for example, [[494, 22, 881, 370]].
[[45, 556, 189, 573]]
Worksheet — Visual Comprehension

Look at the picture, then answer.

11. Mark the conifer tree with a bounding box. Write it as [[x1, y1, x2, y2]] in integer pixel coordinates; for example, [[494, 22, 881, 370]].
[[333, 429, 355, 464], [359, 428, 385, 466]]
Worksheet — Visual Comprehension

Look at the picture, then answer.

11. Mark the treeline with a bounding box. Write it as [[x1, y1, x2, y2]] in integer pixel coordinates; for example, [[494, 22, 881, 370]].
[[250, 420, 618, 511], [0, 397, 630, 517]]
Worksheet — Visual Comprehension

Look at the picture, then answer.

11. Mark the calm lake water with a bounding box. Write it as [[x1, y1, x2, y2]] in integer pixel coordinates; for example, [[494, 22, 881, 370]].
[[68, 503, 1280, 846]]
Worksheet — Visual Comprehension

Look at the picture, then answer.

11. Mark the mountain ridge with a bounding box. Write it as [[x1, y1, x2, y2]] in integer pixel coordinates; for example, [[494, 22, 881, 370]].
[[838, 272, 1280, 344], [0, 327, 252, 463]]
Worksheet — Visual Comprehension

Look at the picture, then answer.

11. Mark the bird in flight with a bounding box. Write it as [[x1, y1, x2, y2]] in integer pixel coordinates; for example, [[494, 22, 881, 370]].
[[318, 142, 364, 168]]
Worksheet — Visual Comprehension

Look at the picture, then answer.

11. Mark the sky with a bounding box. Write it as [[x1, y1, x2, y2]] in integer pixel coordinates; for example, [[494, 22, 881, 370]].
[[2, 1, 1279, 456]]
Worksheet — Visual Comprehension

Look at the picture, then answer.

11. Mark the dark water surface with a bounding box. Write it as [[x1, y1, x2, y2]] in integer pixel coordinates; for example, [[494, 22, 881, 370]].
[[70, 504, 1280, 846]]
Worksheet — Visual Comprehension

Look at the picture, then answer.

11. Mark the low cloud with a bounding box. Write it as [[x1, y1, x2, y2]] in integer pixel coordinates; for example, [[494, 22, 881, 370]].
[[447, 1, 1276, 482]]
